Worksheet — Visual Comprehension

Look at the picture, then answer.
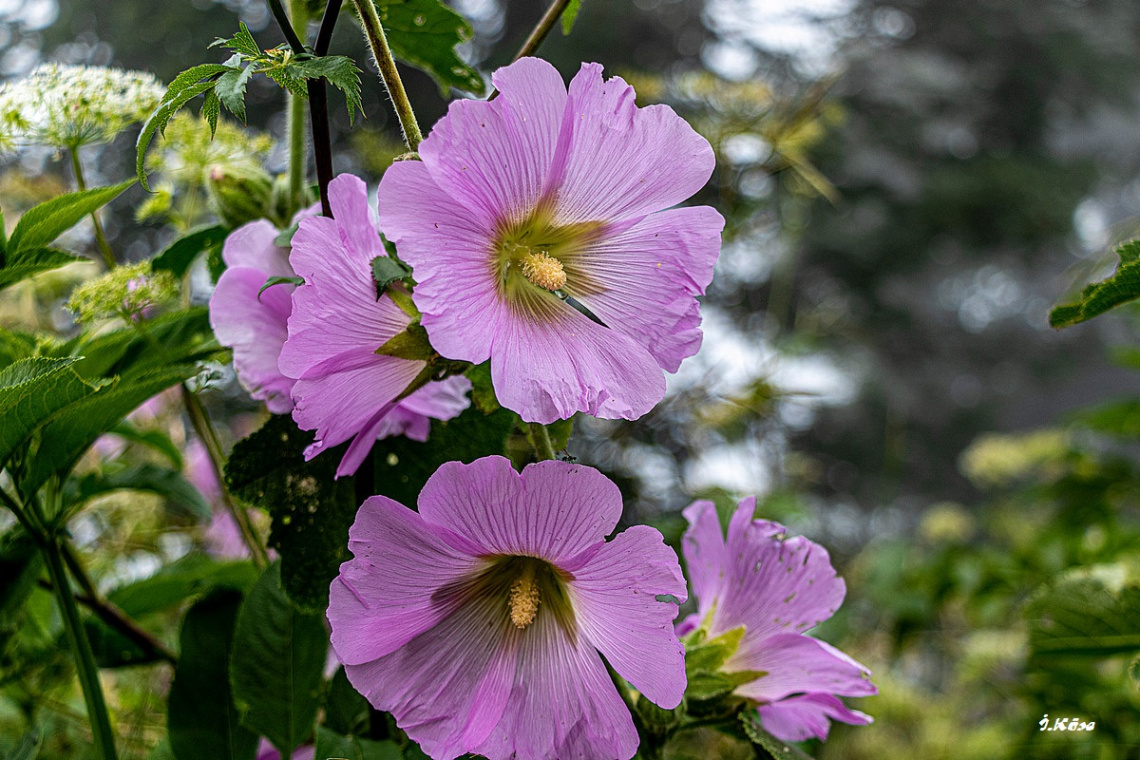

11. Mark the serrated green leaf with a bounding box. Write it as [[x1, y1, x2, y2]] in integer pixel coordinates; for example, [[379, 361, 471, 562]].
[[152, 225, 229, 280], [0, 357, 105, 468], [0, 248, 83, 291], [212, 22, 261, 58], [168, 591, 259, 760], [314, 727, 404, 760], [0, 328, 36, 368], [225, 415, 358, 610], [7, 181, 134, 255], [739, 713, 816, 760], [371, 255, 411, 297], [377, 0, 485, 95], [215, 66, 255, 123], [201, 88, 221, 135], [375, 323, 434, 361], [108, 553, 258, 618], [290, 56, 364, 123], [164, 63, 232, 98], [23, 365, 200, 498], [64, 463, 211, 519], [230, 563, 327, 756], [1026, 562, 1140, 657], [137, 80, 221, 191], [561, 0, 583, 34], [1051, 240, 1140, 327]]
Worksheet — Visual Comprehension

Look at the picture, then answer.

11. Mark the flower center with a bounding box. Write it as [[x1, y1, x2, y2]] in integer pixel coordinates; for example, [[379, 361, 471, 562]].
[[519, 250, 566, 292], [509, 573, 541, 629]]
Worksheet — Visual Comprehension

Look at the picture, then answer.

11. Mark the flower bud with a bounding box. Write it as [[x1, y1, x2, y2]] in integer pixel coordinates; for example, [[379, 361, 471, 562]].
[[206, 163, 274, 228]]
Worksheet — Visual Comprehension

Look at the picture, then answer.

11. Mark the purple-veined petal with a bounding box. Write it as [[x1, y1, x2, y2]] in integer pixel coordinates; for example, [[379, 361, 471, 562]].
[[758, 693, 873, 743], [489, 303, 665, 424], [680, 499, 729, 625], [328, 174, 384, 261], [417, 457, 622, 563], [570, 205, 723, 371], [729, 632, 875, 703], [328, 495, 484, 666], [567, 525, 688, 709], [220, 219, 294, 277], [549, 63, 715, 225]]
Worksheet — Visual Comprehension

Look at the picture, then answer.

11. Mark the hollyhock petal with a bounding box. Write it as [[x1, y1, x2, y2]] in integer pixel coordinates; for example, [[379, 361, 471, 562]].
[[327, 174, 384, 261], [568, 525, 688, 709], [490, 306, 665, 424], [758, 693, 873, 743], [344, 594, 517, 760], [550, 63, 715, 225], [391, 374, 473, 422], [328, 496, 482, 665], [419, 57, 568, 227], [570, 205, 724, 371], [729, 633, 876, 703], [474, 609, 638, 760], [417, 457, 622, 562], [680, 499, 729, 621], [712, 502, 847, 641], [220, 220, 295, 277]]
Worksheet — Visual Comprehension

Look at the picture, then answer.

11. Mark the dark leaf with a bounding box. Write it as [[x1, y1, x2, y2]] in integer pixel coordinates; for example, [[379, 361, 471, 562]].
[[1026, 563, 1140, 657], [214, 65, 255, 122], [739, 712, 816, 760], [324, 667, 370, 736], [371, 255, 411, 297], [108, 553, 258, 618], [374, 323, 434, 361], [1051, 239, 1140, 327], [377, 0, 485, 95], [0, 357, 106, 468], [314, 727, 403, 760], [152, 225, 229, 280], [258, 275, 305, 299], [64, 464, 211, 520]]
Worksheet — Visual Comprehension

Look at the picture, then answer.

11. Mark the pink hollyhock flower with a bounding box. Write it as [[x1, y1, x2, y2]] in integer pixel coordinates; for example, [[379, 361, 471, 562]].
[[377, 57, 723, 424], [255, 739, 314, 760], [678, 498, 875, 743], [327, 455, 687, 760]]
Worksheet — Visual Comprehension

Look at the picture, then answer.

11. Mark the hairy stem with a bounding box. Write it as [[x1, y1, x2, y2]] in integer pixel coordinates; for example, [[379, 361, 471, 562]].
[[528, 422, 556, 461], [31, 490, 119, 760], [350, 0, 423, 151], [310, 0, 340, 216], [287, 0, 311, 216], [69, 148, 117, 269], [180, 385, 269, 568]]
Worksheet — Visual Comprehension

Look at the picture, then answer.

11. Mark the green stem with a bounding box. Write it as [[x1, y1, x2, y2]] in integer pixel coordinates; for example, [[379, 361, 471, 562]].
[[527, 422, 556, 461], [512, 0, 573, 62], [287, 0, 311, 215], [180, 386, 269, 568], [30, 492, 119, 760], [69, 148, 116, 269], [350, 0, 423, 151]]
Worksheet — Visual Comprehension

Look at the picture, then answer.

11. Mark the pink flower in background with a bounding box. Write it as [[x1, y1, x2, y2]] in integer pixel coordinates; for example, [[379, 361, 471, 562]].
[[209, 219, 298, 414], [327, 456, 687, 760], [377, 57, 723, 424], [679, 498, 875, 743], [255, 739, 314, 760]]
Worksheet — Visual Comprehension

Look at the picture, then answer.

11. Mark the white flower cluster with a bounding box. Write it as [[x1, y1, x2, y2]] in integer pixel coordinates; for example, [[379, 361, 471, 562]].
[[0, 63, 165, 151]]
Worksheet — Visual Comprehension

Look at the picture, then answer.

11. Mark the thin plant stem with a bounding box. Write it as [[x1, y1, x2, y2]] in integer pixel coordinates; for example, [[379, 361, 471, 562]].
[[287, 0, 311, 216], [180, 385, 269, 568], [69, 148, 117, 269], [511, 0, 573, 62], [528, 422, 556, 461], [350, 0, 424, 151], [266, 0, 305, 52], [30, 490, 119, 760]]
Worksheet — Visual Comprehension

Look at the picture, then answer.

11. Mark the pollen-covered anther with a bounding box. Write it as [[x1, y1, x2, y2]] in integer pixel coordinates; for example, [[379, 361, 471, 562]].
[[520, 250, 567, 292], [509, 575, 541, 629]]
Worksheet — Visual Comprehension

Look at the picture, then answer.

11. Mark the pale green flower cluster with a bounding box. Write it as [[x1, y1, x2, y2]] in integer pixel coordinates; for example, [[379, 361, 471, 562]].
[[0, 63, 164, 152], [67, 260, 177, 324], [959, 429, 1069, 488]]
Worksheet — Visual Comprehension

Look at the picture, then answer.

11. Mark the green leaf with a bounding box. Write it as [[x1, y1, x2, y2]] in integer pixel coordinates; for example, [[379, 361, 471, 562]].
[[137, 78, 224, 191], [0, 357, 106, 468], [108, 553, 258, 618], [230, 563, 327, 756], [1026, 562, 1140, 657], [371, 255, 411, 297], [67, 307, 218, 381], [465, 361, 498, 413], [290, 56, 364, 123], [377, 0, 485, 95], [259, 275, 305, 299], [1071, 398, 1140, 439], [64, 464, 211, 519], [215, 65, 255, 123], [7, 181, 134, 255], [0, 528, 42, 655], [685, 626, 746, 674], [0, 247, 82, 291], [561, 0, 583, 34], [167, 591, 259, 760], [325, 667, 370, 736], [375, 323, 434, 361], [212, 22, 261, 58], [0, 328, 36, 368], [314, 727, 404, 760], [23, 365, 200, 498], [739, 713, 816, 760], [4, 728, 41, 760], [225, 415, 358, 610], [151, 225, 228, 280], [201, 88, 221, 135], [1051, 239, 1140, 327]]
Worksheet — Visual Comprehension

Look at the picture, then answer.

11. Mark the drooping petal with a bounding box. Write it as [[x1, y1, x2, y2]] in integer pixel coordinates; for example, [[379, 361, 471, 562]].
[[417, 457, 622, 563], [569, 205, 724, 371], [418, 57, 568, 228], [567, 525, 688, 709], [758, 693, 873, 743], [728, 633, 875, 704], [377, 160, 508, 365], [710, 501, 847, 641], [489, 302, 665, 424], [549, 63, 715, 225], [328, 495, 483, 666], [344, 593, 518, 760], [473, 607, 639, 760], [680, 499, 729, 623]]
